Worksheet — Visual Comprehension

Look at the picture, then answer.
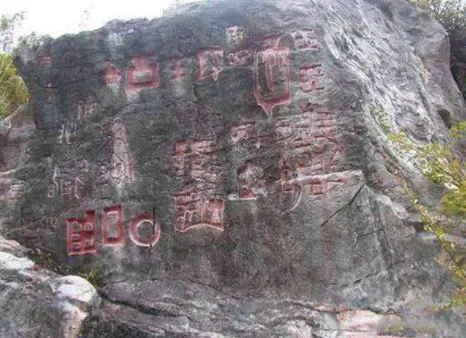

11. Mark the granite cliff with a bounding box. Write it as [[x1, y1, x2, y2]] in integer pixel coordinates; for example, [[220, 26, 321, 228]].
[[1, 0, 465, 336]]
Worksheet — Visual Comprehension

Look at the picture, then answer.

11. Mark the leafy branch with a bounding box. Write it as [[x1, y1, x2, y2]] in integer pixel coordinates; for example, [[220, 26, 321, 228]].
[[389, 123, 466, 309]]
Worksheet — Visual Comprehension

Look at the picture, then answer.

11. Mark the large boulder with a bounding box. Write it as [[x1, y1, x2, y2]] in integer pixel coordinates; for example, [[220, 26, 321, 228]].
[[0, 236, 99, 337], [2, 0, 465, 336]]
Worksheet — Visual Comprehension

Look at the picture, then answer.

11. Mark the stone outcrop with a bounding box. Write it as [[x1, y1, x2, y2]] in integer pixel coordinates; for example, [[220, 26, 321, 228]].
[[0, 236, 99, 337], [1, 0, 465, 336]]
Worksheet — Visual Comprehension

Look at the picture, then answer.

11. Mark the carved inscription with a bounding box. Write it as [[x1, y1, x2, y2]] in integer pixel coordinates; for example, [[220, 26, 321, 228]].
[[295, 136, 341, 176], [61, 178, 85, 199], [291, 29, 319, 51], [174, 190, 225, 233], [271, 100, 344, 202], [254, 40, 291, 116], [280, 164, 295, 193], [104, 61, 122, 85], [226, 26, 246, 47], [304, 174, 345, 196], [173, 139, 219, 184], [66, 205, 163, 255], [58, 26, 339, 251], [228, 49, 252, 67], [299, 64, 325, 93], [236, 162, 265, 200], [169, 59, 188, 81], [276, 103, 341, 178], [102, 205, 125, 247], [129, 215, 161, 247], [7, 182, 27, 200], [126, 55, 160, 92], [231, 121, 258, 146], [67, 210, 97, 256], [172, 138, 225, 232], [47, 161, 88, 200], [111, 118, 135, 187], [168, 59, 188, 95], [273, 118, 294, 143], [0, 179, 27, 203], [197, 48, 224, 82]]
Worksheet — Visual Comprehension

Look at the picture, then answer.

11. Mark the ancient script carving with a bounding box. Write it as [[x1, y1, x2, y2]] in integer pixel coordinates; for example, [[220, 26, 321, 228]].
[[169, 59, 188, 81], [175, 189, 225, 233], [228, 49, 252, 67], [168, 58, 189, 95], [102, 205, 125, 247], [236, 162, 266, 199], [226, 26, 246, 47], [7, 181, 26, 201], [111, 118, 135, 187], [66, 210, 97, 256], [172, 137, 225, 232], [126, 55, 160, 92], [47, 161, 88, 200], [290, 29, 319, 51], [231, 121, 259, 147], [104, 61, 122, 85], [129, 215, 161, 247], [197, 48, 224, 82], [66, 206, 165, 255], [299, 64, 325, 93], [253, 37, 291, 116]]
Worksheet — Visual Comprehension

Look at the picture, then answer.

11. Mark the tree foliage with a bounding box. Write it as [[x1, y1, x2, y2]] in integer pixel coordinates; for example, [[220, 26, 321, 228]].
[[389, 122, 466, 309], [0, 53, 28, 118], [0, 11, 29, 118], [408, 0, 466, 34], [0, 12, 24, 53], [17, 32, 50, 50]]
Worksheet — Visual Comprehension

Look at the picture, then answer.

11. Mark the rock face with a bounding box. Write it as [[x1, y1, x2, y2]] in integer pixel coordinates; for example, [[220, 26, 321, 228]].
[[0, 235, 99, 337], [2, 0, 465, 336]]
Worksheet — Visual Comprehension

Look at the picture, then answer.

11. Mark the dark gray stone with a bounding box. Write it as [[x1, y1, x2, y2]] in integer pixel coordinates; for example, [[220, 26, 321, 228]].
[[1, 0, 465, 336]]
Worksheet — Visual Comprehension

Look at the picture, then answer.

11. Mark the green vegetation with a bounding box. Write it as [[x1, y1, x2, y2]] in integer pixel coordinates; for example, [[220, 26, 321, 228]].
[[389, 122, 466, 309], [0, 12, 24, 53], [0, 12, 29, 118], [17, 32, 50, 50], [407, 0, 466, 33], [0, 53, 28, 117]]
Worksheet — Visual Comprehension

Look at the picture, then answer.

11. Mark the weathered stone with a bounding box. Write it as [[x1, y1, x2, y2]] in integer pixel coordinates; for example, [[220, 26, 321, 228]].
[[1, 0, 465, 336], [0, 237, 99, 338]]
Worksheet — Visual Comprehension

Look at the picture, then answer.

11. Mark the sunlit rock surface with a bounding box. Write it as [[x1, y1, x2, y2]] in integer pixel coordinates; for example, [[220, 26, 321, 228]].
[[0, 236, 99, 337]]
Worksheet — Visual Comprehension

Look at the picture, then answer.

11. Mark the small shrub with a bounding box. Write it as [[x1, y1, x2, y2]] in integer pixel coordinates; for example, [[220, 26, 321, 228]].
[[0, 53, 28, 118], [389, 122, 466, 311], [408, 0, 466, 34]]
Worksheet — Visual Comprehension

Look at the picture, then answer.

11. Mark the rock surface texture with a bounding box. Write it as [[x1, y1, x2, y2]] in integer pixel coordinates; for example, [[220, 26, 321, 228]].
[[0, 236, 99, 337], [2, 0, 465, 336]]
